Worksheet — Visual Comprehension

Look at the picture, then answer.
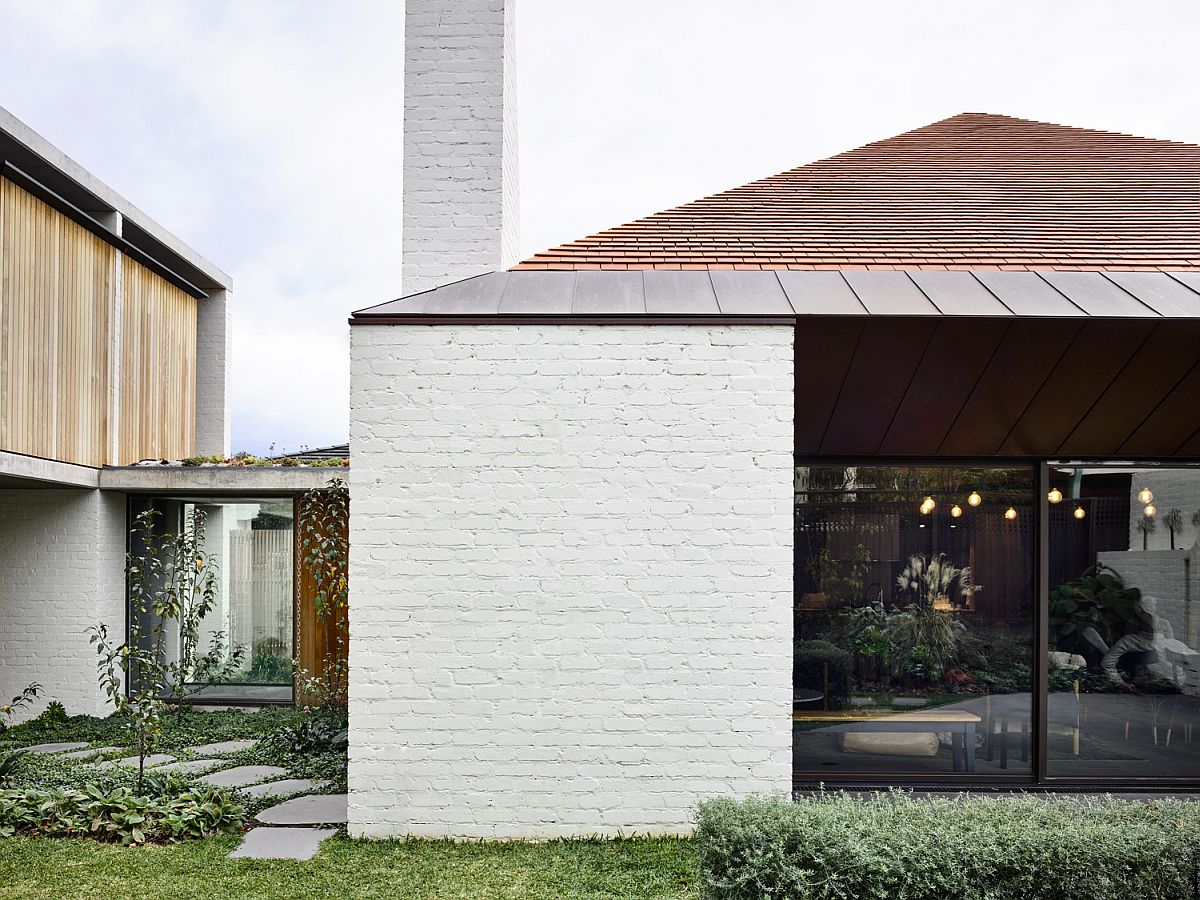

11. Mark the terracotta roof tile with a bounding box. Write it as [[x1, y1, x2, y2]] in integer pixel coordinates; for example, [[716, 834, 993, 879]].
[[515, 113, 1200, 272]]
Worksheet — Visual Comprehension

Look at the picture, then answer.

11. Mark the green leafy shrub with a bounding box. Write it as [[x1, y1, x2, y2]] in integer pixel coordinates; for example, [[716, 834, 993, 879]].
[[1050, 564, 1147, 664], [261, 716, 347, 757], [695, 793, 1200, 900], [793, 641, 851, 710], [0, 782, 242, 844]]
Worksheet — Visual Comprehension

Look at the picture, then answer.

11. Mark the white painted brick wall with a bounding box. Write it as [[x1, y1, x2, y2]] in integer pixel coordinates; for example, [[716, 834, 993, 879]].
[[347, 325, 794, 838], [1124, 470, 1200, 552], [402, 0, 519, 296], [194, 289, 231, 458], [0, 489, 126, 720]]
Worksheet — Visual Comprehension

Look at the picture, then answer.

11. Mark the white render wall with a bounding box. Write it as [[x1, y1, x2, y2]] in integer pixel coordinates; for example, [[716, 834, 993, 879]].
[[348, 325, 794, 838], [401, 0, 519, 296], [0, 489, 126, 720]]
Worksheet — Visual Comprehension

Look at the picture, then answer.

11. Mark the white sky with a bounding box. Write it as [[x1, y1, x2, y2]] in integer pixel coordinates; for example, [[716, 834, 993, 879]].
[[0, 0, 1197, 453]]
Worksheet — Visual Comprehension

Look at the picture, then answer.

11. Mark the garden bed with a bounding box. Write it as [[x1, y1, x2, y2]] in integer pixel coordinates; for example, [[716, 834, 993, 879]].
[[0, 707, 347, 842]]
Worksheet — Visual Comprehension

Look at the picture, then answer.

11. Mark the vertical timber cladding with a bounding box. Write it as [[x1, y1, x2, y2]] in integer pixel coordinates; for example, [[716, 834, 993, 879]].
[[118, 258, 197, 464], [0, 176, 114, 467]]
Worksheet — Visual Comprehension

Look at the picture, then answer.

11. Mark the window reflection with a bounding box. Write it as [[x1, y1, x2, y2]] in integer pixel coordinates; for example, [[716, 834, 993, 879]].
[[1048, 467, 1200, 778], [793, 466, 1034, 777]]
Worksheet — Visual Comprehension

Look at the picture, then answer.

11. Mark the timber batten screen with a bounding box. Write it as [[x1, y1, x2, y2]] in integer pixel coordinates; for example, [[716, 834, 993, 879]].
[[118, 258, 197, 463], [0, 175, 114, 467]]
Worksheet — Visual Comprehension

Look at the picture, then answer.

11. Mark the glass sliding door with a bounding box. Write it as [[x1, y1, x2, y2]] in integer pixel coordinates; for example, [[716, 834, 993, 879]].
[[1046, 465, 1200, 780], [793, 465, 1035, 778]]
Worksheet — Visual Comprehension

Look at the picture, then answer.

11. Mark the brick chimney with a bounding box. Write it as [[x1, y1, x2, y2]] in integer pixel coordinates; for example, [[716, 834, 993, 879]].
[[402, 0, 519, 296]]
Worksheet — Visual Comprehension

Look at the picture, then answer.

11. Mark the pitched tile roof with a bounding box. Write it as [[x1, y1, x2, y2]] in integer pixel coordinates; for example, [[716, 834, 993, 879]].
[[514, 113, 1200, 272]]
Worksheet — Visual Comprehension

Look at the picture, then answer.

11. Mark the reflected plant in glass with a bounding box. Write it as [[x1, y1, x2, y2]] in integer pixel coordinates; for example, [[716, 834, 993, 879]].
[[895, 552, 981, 611], [1163, 509, 1183, 550]]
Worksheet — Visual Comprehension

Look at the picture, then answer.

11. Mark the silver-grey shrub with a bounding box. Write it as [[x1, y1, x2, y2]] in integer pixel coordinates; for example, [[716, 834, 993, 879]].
[[695, 792, 1200, 900]]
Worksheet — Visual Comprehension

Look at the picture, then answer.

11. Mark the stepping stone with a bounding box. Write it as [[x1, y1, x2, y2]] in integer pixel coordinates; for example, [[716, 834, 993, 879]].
[[850, 697, 874, 707], [893, 698, 929, 708], [96, 753, 175, 769], [256, 794, 348, 825], [230, 826, 337, 860], [21, 742, 88, 754], [151, 758, 227, 775], [238, 778, 325, 800], [57, 745, 123, 760], [190, 739, 258, 757], [199, 765, 288, 788]]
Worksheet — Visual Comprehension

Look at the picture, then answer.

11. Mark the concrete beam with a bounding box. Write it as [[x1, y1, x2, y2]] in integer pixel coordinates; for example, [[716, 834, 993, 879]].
[[0, 451, 100, 489], [100, 465, 344, 495]]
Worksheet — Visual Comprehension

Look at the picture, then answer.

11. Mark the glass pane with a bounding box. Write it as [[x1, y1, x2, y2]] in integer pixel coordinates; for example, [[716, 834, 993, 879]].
[[128, 498, 294, 701], [794, 466, 1035, 777], [1047, 466, 1200, 778]]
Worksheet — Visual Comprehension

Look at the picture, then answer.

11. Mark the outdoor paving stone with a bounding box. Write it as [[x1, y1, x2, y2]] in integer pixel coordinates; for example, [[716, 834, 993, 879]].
[[256, 794, 348, 825], [151, 758, 228, 775], [21, 742, 88, 754], [96, 753, 175, 769], [238, 778, 325, 799], [229, 826, 337, 861], [57, 745, 123, 760], [850, 697, 874, 707], [199, 765, 288, 788], [893, 698, 929, 708], [189, 739, 258, 757]]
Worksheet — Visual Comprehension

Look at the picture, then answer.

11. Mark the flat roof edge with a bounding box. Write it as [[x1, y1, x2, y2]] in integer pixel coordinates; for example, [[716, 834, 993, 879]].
[[0, 104, 232, 292], [99, 466, 343, 494]]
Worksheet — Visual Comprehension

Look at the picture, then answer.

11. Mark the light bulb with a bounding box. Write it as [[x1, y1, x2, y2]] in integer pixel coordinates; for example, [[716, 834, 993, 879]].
[[1048, 488, 1063, 504], [951, 504, 963, 518], [1138, 488, 1154, 505], [1144, 504, 1157, 517], [920, 496, 935, 515], [967, 492, 982, 507], [1074, 506, 1086, 520], [1004, 507, 1018, 520]]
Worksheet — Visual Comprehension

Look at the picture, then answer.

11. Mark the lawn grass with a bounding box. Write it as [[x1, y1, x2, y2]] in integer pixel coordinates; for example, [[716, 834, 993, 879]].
[[0, 833, 699, 900]]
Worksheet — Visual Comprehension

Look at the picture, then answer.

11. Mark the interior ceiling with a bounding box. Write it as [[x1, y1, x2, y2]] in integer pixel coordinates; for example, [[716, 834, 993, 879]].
[[795, 317, 1200, 459]]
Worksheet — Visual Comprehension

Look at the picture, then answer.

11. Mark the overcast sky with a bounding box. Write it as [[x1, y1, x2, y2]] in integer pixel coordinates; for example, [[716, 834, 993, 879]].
[[0, 0, 1197, 454]]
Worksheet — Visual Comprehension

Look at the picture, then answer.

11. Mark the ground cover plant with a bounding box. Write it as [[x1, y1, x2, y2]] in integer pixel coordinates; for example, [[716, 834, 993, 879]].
[[0, 704, 345, 837], [695, 792, 1200, 900]]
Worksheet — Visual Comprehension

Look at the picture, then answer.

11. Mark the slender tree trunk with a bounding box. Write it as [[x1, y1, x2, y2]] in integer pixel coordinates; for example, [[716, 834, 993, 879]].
[[137, 727, 146, 795]]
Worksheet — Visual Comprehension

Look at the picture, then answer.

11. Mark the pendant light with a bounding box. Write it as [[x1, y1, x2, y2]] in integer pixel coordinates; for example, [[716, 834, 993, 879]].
[[1048, 488, 1063, 504], [950, 504, 963, 518], [1138, 488, 1154, 505], [967, 492, 982, 507], [1004, 507, 1018, 520], [1074, 506, 1086, 520]]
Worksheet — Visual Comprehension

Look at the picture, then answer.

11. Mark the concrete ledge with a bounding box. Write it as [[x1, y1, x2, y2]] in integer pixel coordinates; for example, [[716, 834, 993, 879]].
[[100, 466, 344, 494], [0, 450, 100, 489]]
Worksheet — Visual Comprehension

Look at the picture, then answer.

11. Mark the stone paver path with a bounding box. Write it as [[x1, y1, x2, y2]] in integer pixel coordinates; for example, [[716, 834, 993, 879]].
[[21, 742, 88, 754], [238, 778, 325, 800], [190, 739, 258, 757], [256, 794, 347, 825], [230, 826, 337, 861], [57, 745, 123, 760], [151, 758, 227, 776], [199, 765, 288, 788], [96, 753, 175, 769]]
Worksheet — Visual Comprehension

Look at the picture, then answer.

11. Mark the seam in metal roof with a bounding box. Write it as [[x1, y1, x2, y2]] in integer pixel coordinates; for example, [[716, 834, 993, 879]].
[[350, 269, 1200, 324]]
